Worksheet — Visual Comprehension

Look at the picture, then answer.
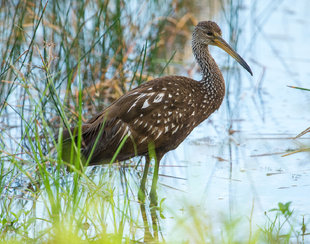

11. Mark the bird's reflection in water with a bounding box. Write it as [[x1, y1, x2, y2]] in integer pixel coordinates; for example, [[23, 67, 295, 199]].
[[140, 202, 161, 243], [118, 160, 162, 242]]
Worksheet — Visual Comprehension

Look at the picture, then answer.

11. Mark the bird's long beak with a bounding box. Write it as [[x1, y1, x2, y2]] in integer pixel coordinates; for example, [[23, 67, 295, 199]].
[[213, 35, 253, 76]]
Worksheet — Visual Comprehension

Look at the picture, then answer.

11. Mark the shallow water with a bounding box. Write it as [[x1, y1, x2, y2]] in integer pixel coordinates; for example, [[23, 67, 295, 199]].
[[154, 0, 310, 240]]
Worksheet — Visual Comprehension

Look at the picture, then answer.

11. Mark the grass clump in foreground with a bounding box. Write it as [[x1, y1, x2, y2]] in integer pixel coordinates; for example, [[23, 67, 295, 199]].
[[167, 201, 309, 244]]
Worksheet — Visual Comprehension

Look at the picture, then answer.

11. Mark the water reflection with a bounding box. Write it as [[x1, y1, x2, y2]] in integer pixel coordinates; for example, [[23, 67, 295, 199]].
[[140, 203, 160, 242]]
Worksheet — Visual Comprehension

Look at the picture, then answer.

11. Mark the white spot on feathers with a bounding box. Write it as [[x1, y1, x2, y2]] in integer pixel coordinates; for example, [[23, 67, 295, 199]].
[[119, 125, 130, 142], [151, 127, 158, 135], [140, 136, 147, 143], [153, 93, 164, 103], [172, 125, 179, 134], [127, 93, 147, 112], [128, 91, 139, 96], [141, 99, 150, 109], [155, 130, 163, 140]]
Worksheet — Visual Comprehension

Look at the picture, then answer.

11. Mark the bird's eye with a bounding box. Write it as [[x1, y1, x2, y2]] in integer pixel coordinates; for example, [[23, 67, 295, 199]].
[[206, 32, 213, 36]]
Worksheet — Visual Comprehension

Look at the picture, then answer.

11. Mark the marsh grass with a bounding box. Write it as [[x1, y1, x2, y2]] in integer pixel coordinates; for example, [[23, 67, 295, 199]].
[[0, 0, 175, 241], [166, 200, 307, 244], [0, 0, 309, 243]]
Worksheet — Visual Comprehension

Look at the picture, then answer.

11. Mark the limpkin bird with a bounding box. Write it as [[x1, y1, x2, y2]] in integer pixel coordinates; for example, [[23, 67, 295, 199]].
[[62, 21, 252, 204]]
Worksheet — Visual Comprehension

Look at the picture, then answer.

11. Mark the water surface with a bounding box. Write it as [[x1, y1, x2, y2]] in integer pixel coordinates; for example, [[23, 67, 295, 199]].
[[157, 0, 310, 240]]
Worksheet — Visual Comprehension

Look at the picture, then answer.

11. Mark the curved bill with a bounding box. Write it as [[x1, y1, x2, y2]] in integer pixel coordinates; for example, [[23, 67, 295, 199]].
[[213, 35, 253, 76]]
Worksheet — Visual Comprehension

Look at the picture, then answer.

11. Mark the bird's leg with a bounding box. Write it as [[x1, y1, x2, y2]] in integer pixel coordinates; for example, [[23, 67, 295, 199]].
[[138, 155, 150, 203], [150, 154, 163, 206]]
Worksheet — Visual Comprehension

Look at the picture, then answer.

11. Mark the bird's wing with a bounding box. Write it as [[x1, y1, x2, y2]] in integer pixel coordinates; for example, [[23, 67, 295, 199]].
[[81, 76, 197, 163]]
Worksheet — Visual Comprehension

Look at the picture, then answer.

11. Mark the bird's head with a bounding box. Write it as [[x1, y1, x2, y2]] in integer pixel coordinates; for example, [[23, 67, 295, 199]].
[[193, 21, 253, 76]]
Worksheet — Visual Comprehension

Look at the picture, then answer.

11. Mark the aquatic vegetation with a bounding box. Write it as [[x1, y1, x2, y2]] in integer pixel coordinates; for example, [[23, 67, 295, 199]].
[[0, 0, 309, 243]]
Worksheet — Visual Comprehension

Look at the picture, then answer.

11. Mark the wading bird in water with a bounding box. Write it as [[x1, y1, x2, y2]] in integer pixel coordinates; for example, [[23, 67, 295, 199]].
[[61, 21, 252, 205]]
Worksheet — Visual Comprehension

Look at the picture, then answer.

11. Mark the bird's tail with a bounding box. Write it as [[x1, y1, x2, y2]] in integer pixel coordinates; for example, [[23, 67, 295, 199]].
[[58, 125, 89, 166]]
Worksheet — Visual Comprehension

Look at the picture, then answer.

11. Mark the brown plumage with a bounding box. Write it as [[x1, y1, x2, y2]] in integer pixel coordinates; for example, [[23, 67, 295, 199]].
[[61, 21, 252, 202]]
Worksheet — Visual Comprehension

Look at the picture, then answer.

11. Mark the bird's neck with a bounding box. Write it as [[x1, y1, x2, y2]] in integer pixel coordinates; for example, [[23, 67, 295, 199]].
[[192, 43, 222, 82], [192, 43, 226, 109]]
